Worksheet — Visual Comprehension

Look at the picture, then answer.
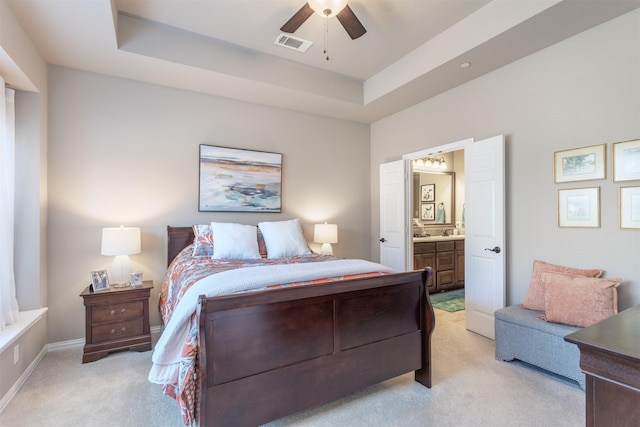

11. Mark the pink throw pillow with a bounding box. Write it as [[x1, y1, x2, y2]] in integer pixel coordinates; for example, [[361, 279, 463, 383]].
[[541, 272, 621, 327], [521, 260, 603, 311]]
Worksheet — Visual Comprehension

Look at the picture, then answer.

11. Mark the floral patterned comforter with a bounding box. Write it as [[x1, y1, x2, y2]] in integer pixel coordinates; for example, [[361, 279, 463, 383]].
[[155, 245, 389, 425]]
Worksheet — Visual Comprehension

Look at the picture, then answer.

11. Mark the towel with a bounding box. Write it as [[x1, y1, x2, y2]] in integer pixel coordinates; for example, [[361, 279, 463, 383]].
[[436, 204, 446, 223]]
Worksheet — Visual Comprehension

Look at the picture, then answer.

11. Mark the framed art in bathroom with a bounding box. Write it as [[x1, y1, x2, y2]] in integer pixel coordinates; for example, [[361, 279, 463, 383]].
[[421, 184, 435, 202], [421, 203, 435, 221]]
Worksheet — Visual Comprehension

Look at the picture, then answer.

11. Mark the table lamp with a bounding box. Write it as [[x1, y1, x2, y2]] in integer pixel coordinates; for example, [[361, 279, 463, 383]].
[[101, 226, 141, 288], [314, 223, 338, 255]]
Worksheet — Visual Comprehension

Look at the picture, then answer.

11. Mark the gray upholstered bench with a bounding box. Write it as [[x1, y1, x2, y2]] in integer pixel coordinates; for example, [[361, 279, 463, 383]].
[[495, 305, 585, 389]]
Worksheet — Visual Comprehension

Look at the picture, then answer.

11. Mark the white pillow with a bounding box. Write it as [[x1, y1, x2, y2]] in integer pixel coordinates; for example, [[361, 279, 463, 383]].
[[258, 219, 311, 259], [210, 222, 261, 260]]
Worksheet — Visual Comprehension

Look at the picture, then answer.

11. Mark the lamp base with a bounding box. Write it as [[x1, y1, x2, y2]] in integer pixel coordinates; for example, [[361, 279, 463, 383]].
[[111, 255, 132, 289], [319, 243, 334, 255], [112, 282, 130, 288]]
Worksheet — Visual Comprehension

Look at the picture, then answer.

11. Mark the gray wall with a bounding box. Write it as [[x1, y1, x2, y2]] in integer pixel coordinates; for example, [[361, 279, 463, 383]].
[[370, 10, 640, 309], [47, 66, 371, 343]]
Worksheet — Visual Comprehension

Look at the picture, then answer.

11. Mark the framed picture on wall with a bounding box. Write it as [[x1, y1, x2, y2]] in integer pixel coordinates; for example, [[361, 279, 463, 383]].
[[620, 186, 640, 229], [613, 139, 640, 182], [558, 187, 600, 228], [421, 203, 435, 221], [199, 145, 282, 212], [421, 184, 435, 202], [554, 144, 606, 183]]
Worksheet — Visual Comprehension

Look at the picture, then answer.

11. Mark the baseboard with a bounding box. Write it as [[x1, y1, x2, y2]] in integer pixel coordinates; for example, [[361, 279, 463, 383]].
[[47, 325, 164, 351], [47, 338, 84, 351], [0, 345, 47, 413], [1, 324, 164, 414]]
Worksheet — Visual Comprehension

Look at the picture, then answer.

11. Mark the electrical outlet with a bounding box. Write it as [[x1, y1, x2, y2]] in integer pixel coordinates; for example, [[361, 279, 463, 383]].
[[13, 344, 19, 364]]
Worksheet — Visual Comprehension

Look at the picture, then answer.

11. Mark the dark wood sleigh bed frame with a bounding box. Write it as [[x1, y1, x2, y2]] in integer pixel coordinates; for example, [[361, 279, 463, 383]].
[[166, 226, 436, 426]]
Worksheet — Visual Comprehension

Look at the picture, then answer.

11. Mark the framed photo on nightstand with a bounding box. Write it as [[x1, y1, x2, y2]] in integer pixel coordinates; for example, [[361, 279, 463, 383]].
[[130, 272, 143, 287], [90, 270, 110, 292]]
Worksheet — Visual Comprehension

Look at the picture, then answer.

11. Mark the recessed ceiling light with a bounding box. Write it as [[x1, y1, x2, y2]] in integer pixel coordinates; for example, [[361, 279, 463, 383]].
[[460, 62, 471, 68]]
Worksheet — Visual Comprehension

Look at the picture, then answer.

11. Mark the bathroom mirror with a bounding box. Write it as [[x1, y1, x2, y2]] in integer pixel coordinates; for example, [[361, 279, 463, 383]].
[[413, 171, 455, 226]]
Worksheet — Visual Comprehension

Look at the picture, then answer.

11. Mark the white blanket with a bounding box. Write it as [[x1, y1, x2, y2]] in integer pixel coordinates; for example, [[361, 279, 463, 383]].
[[148, 259, 394, 384]]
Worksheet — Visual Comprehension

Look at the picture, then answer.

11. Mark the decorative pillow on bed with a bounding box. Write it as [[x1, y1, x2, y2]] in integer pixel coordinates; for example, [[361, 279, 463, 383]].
[[192, 224, 214, 257], [258, 219, 312, 259], [257, 228, 268, 258], [521, 259, 603, 311], [541, 271, 621, 327], [210, 222, 262, 260]]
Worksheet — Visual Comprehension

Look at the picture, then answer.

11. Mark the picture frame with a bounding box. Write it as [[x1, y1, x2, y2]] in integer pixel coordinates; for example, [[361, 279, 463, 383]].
[[558, 187, 600, 228], [620, 186, 640, 229], [130, 272, 144, 287], [90, 270, 110, 292], [612, 139, 640, 182], [199, 145, 282, 212], [421, 202, 435, 221], [421, 184, 435, 202], [554, 144, 606, 183]]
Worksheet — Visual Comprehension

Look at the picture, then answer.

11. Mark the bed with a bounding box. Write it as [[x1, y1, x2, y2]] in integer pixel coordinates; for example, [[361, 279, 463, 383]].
[[151, 224, 435, 426]]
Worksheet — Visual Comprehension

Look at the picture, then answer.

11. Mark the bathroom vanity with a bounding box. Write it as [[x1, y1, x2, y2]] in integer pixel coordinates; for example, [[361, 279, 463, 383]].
[[413, 236, 464, 294]]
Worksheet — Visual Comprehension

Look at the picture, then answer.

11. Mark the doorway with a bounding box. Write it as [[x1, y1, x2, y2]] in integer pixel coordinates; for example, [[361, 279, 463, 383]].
[[391, 135, 506, 339]]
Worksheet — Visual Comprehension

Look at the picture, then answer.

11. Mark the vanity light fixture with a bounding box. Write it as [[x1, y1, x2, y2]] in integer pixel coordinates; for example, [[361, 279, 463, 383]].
[[413, 156, 447, 170]]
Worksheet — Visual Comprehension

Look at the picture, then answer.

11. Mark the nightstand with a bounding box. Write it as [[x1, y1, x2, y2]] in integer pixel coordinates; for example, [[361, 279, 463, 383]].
[[80, 280, 153, 363]]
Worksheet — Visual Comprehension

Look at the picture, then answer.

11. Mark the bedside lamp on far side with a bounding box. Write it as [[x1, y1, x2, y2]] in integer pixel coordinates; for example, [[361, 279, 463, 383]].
[[101, 226, 141, 288], [314, 223, 338, 255]]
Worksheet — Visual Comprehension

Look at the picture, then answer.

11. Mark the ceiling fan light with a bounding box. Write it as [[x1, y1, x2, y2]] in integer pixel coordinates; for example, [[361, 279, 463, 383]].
[[308, 0, 349, 18]]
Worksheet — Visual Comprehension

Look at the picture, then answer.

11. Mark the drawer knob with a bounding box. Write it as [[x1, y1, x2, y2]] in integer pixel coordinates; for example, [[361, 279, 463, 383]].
[[110, 308, 126, 316], [110, 327, 126, 335]]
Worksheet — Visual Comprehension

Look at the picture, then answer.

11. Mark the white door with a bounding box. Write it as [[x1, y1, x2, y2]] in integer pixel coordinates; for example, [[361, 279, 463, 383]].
[[464, 135, 506, 339], [379, 160, 409, 271]]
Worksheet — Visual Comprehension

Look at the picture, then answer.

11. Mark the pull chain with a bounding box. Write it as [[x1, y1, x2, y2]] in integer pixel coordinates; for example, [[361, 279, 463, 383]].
[[324, 18, 330, 61]]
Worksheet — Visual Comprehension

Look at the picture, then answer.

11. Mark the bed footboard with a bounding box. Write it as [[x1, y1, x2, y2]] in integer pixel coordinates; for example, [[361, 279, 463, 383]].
[[196, 269, 434, 426]]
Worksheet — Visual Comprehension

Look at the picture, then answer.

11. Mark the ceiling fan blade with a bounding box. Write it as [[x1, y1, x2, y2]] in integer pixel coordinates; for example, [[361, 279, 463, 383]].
[[280, 3, 314, 33], [336, 4, 366, 40]]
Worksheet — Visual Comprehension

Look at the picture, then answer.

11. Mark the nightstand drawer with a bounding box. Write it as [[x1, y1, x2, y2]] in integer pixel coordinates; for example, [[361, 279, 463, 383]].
[[92, 301, 143, 323], [92, 319, 144, 343]]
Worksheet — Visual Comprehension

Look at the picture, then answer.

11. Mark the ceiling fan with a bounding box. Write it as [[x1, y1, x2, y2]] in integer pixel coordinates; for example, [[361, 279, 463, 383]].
[[280, 0, 367, 40]]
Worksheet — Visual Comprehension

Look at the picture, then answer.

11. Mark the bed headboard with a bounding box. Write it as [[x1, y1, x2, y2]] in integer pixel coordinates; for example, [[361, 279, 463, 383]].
[[167, 226, 195, 266]]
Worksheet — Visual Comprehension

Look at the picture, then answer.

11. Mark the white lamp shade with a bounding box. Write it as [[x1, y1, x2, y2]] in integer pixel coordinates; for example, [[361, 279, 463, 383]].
[[308, 0, 348, 17], [314, 223, 338, 244], [101, 227, 141, 256]]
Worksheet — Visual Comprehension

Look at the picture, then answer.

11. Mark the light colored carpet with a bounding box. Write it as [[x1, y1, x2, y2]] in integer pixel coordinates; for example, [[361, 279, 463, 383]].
[[0, 310, 585, 426]]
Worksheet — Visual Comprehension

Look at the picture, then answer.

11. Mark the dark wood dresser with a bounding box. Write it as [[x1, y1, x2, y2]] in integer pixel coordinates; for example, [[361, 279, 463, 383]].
[[564, 305, 640, 426], [80, 280, 153, 363]]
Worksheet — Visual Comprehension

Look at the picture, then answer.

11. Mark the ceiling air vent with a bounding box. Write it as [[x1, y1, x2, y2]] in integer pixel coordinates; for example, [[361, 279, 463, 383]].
[[274, 33, 313, 53]]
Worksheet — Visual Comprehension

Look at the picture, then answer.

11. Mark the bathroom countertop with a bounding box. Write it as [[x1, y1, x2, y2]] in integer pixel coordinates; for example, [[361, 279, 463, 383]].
[[413, 235, 465, 242]]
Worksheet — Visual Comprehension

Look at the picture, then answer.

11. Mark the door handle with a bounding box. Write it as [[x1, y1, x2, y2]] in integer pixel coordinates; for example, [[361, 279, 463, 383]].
[[484, 246, 501, 254], [379, 238, 386, 243]]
